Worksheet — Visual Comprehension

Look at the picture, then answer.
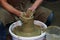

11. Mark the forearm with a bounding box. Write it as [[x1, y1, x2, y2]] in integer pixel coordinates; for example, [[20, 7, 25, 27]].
[[30, 0, 43, 11], [1, 0, 21, 16]]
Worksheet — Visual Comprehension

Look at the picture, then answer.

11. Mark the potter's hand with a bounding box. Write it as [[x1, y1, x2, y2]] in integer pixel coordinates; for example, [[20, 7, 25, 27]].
[[19, 12, 27, 23], [26, 8, 34, 17]]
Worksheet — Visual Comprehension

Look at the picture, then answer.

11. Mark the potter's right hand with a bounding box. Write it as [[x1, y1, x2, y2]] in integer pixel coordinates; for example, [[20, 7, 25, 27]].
[[19, 12, 26, 22]]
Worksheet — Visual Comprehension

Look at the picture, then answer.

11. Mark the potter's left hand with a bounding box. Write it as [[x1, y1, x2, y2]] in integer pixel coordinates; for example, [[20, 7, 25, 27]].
[[25, 8, 34, 17]]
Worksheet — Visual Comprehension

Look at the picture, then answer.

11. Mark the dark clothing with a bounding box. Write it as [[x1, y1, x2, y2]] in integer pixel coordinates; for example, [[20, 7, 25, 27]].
[[0, 21, 6, 40], [7, 0, 31, 11]]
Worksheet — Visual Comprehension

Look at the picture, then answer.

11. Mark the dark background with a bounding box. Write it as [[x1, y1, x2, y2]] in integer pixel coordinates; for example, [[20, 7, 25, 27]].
[[42, 0, 60, 26]]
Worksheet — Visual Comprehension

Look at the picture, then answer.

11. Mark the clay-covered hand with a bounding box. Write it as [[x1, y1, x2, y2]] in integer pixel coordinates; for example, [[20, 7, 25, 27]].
[[19, 12, 28, 23], [26, 9, 34, 17]]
